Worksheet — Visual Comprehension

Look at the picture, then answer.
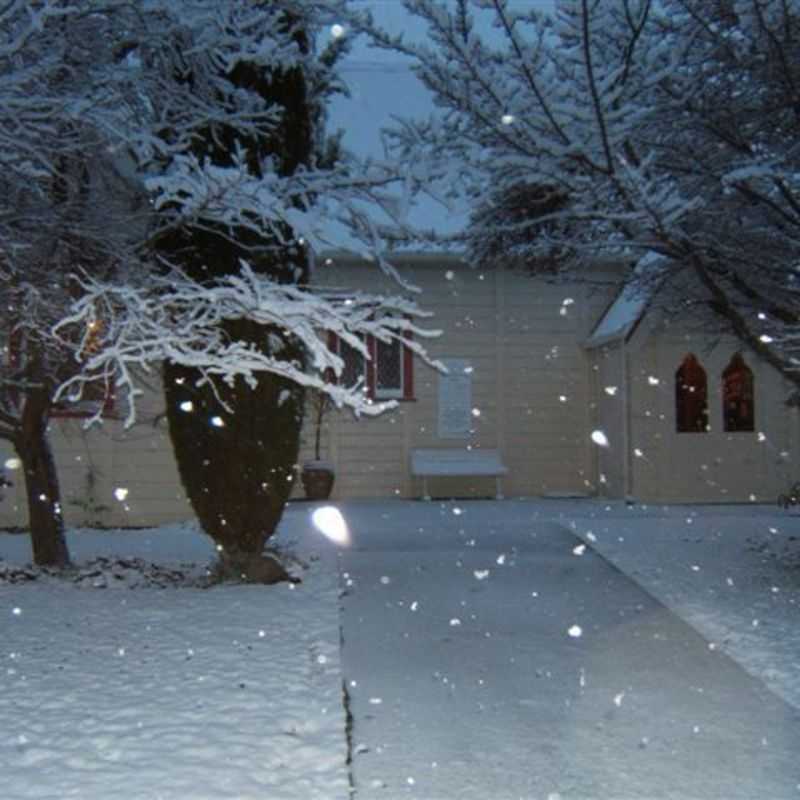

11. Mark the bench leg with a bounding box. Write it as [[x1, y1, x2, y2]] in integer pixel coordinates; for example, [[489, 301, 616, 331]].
[[422, 476, 431, 501], [495, 477, 504, 501]]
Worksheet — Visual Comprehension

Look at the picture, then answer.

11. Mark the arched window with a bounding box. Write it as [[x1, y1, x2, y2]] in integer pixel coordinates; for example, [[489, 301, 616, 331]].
[[675, 354, 708, 433], [722, 353, 754, 432]]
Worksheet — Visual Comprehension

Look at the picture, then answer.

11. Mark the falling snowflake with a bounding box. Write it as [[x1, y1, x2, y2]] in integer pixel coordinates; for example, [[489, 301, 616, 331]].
[[567, 624, 583, 638], [614, 692, 625, 707], [330, 23, 345, 38], [604, 386, 618, 396], [179, 400, 193, 412], [410, 601, 419, 612], [12, 607, 22, 616], [4, 458, 20, 470], [380, 576, 391, 585], [450, 618, 462, 626], [648, 376, 660, 385], [473, 570, 490, 580], [591, 430, 609, 447], [572, 544, 586, 556], [210, 415, 225, 428], [114, 487, 129, 502], [501, 113, 515, 125]]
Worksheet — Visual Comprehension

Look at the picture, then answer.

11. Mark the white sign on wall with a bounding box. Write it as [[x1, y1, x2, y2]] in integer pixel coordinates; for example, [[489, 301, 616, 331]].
[[438, 359, 472, 439]]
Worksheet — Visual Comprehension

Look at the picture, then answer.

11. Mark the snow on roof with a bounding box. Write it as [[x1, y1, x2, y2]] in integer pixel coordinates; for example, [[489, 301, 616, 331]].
[[584, 252, 666, 348]]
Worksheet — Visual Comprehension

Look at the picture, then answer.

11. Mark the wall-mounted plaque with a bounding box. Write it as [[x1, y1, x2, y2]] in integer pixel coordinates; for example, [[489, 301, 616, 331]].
[[438, 358, 472, 439]]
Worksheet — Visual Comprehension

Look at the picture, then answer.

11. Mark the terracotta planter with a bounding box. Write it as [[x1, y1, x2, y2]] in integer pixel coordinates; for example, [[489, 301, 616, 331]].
[[301, 462, 335, 500]]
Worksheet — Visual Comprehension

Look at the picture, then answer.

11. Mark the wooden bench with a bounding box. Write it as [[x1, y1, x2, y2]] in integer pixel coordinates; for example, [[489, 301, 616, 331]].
[[410, 448, 508, 500]]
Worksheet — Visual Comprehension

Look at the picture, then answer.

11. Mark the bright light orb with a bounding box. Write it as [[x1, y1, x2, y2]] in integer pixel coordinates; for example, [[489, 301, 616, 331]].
[[312, 506, 350, 546]]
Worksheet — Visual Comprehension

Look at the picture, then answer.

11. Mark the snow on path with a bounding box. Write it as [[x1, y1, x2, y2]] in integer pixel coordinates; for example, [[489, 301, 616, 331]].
[[0, 525, 348, 800], [335, 501, 800, 800], [563, 503, 800, 710]]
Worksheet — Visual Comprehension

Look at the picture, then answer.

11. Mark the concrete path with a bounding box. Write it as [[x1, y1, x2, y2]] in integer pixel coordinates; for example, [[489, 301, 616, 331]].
[[337, 502, 800, 800]]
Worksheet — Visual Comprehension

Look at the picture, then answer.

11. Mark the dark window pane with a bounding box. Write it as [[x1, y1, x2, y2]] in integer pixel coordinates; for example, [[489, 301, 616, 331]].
[[376, 337, 402, 393], [340, 339, 365, 389], [723, 353, 755, 432], [675, 353, 708, 433]]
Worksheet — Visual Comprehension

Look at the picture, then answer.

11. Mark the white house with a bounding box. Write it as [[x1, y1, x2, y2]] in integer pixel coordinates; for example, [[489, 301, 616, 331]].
[[1, 251, 796, 530]]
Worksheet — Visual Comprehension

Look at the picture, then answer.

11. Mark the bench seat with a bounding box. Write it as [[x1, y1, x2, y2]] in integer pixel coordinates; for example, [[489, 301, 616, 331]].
[[410, 448, 508, 500]]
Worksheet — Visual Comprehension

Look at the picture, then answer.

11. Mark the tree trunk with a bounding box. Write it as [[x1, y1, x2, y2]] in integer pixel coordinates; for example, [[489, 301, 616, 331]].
[[15, 388, 70, 567]]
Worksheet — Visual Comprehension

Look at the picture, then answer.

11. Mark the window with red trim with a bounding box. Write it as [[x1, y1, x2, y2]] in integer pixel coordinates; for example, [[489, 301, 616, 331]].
[[329, 329, 414, 401], [675, 353, 708, 433], [722, 353, 754, 432]]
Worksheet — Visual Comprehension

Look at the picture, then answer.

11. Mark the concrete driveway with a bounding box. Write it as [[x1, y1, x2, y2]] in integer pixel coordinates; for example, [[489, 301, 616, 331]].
[[336, 501, 800, 799]]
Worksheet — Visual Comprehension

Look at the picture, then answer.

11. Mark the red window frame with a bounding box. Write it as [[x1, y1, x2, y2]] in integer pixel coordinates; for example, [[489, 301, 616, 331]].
[[328, 329, 414, 402], [722, 353, 754, 433], [675, 353, 708, 433]]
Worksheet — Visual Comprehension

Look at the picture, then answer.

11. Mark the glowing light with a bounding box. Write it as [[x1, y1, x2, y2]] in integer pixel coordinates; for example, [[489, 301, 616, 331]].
[[591, 430, 609, 447], [114, 487, 129, 502], [311, 506, 350, 546]]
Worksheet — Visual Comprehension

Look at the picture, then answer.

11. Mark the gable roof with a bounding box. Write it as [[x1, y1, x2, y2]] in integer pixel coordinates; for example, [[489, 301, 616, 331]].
[[584, 253, 666, 348]]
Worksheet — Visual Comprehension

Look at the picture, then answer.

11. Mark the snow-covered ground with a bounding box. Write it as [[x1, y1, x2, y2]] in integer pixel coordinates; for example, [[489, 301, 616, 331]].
[[562, 502, 800, 711], [0, 522, 348, 800], [2, 500, 799, 799]]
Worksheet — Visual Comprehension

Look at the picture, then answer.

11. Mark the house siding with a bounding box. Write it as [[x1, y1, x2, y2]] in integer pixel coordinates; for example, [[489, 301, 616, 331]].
[[2, 257, 794, 532]]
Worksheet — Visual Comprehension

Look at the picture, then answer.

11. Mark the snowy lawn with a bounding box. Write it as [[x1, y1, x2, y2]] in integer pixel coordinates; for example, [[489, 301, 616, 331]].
[[0, 520, 348, 800], [2, 501, 800, 800]]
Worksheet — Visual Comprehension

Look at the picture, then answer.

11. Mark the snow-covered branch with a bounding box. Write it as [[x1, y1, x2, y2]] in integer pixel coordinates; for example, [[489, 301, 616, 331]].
[[55, 265, 443, 428]]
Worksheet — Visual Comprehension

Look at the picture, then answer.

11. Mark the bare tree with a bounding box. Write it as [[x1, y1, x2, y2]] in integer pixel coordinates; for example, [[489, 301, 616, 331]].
[[365, 0, 800, 387], [1, 0, 440, 569]]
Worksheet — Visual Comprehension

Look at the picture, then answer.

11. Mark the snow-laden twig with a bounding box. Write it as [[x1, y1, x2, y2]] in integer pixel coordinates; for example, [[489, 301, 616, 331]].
[[54, 264, 443, 428]]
